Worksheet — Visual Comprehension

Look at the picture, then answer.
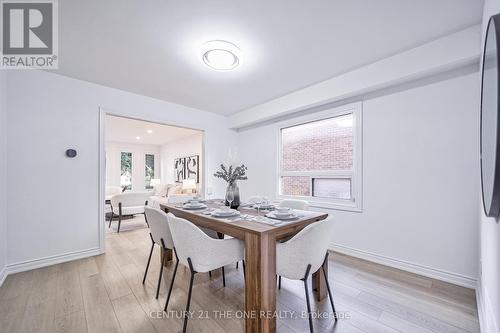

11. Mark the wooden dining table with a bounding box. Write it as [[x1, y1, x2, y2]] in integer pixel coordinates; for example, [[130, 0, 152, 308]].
[[160, 200, 329, 333]]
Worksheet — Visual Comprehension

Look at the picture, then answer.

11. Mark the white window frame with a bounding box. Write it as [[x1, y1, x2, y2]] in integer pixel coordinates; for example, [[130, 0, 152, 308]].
[[144, 152, 157, 190], [275, 102, 363, 212], [120, 151, 133, 190]]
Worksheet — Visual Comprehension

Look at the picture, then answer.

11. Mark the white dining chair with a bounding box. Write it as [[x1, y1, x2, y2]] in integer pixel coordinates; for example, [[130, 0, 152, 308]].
[[165, 213, 244, 333], [276, 217, 336, 332], [142, 207, 175, 299], [278, 199, 309, 210]]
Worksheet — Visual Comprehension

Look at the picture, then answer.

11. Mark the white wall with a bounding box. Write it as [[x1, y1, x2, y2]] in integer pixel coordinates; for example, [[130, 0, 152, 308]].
[[0, 70, 7, 284], [5, 70, 236, 267], [237, 72, 480, 286], [229, 25, 481, 129], [105, 141, 161, 191], [160, 133, 203, 186], [479, 1, 500, 332]]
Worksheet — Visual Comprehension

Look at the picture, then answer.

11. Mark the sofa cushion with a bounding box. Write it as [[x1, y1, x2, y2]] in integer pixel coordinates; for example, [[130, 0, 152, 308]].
[[110, 192, 150, 207], [148, 195, 169, 209], [169, 185, 183, 195], [154, 184, 169, 197], [113, 205, 145, 216]]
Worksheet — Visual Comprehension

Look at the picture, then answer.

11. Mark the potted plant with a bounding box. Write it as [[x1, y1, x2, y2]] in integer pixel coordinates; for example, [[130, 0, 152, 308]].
[[213, 163, 247, 208]]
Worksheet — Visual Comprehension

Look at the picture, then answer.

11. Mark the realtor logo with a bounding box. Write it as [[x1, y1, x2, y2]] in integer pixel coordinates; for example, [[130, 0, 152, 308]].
[[1, 0, 58, 69]]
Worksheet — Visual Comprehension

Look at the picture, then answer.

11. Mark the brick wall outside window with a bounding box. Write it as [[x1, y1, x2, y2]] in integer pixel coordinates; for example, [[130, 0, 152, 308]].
[[280, 114, 353, 196]]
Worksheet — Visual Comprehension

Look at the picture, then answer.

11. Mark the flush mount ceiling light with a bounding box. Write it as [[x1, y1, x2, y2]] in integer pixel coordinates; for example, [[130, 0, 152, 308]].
[[136, 136, 141, 140], [147, 129, 153, 134], [201, 40, 241, 71]]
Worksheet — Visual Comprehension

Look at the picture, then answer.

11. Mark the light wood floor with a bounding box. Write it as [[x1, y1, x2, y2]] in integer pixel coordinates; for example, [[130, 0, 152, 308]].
[[0, 216, 480, 333]]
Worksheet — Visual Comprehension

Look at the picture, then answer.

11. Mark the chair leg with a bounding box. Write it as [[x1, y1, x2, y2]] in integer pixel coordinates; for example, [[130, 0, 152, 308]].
[[164, 248, 179, 311], [142, 237, 154, 285], [278, 275, 282, 290], [322, 253, 337, 321], [222, 266, 226, 287], [108, 203, 114, 228], [108, 212, 113, 228], [208, 271, 212, 278], [236, 261, 239, 269], [117, 203, 123, 233], [302, 264, 313, 333], [144, 212, 149, 228], [156, 249, 165, 299], [183, 258, 196, 333]]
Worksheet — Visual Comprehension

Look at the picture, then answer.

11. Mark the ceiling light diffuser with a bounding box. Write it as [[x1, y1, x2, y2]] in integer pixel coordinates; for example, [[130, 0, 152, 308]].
[[201, 40, 241, 71], [147, 129, 153, 134], [136, 136, 141, 140]]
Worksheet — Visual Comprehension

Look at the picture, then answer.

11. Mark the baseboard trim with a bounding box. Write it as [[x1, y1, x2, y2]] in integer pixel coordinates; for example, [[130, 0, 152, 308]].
[[330, 243, 477, 289], [5, 247, 101, 276], [0, 265, 7, 287], [476, 279, 499, 333]]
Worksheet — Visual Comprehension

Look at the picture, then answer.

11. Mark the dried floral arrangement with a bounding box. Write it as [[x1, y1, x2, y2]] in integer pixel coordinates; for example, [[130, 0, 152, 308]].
[[213, 164, 248, 184]]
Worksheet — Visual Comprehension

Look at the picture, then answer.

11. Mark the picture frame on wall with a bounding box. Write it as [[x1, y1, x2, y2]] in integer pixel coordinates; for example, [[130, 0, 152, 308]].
[[174, 157, 185, 183], [186, 155, 199, 183], [174, 155, 200, 183]]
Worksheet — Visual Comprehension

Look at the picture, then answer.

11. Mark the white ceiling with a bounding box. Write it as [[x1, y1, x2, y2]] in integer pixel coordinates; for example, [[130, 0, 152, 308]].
[[105, 115, 201, 145], [57, 0, 483, 115]]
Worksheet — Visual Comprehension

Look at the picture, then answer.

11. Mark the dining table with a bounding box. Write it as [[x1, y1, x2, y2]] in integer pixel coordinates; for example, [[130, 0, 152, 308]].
[[160, 200, 329, 333]]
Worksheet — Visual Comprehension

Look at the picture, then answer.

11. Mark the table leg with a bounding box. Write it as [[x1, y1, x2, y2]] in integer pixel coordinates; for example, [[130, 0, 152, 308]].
[[244, 232, 277, 333], [161, 248, 172, 267], [312, 254, 328, 301], [159, 206, 173, 267]]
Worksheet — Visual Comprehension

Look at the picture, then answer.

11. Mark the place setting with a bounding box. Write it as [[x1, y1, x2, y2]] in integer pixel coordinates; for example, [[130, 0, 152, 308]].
[[264, 207, 299, 221], [178, 199, 207, 210], [208, 206, 241, 219]]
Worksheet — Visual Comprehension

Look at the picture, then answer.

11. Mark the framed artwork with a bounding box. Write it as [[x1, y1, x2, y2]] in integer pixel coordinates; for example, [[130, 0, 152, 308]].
[[186, 155, 199, 183], [174, 157, 185, 183], [174, 155, 200, 183]]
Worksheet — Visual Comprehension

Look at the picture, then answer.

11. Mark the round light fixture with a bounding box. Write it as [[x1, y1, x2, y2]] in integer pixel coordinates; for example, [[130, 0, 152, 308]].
[[136, 136, 141, 140], [201, 40, 241, 71], [147, 129, 153, 134]]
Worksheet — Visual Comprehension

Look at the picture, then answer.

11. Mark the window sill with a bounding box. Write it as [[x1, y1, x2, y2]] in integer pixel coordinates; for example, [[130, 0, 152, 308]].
[[276, 196, 362, 212]]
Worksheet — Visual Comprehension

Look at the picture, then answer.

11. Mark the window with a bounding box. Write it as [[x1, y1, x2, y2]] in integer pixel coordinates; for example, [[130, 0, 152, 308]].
[[120, 152, 132, 190], [145, 154, 155, 189], [277, 103, 362, 211]]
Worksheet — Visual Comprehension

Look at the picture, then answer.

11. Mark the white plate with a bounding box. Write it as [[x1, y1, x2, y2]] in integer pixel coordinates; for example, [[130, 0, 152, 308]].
[[185, 203, 204, 206], [212, 210, 240, 217], [254, 204, 275, 210], [266, 212, 298, 220], [183, 204, 207, 210], [188, 200, 206, 204], [273, 211, 294, 218]]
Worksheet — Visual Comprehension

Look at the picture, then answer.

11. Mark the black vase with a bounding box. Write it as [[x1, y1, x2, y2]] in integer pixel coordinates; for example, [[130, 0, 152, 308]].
[[225, 182, 240, 209]]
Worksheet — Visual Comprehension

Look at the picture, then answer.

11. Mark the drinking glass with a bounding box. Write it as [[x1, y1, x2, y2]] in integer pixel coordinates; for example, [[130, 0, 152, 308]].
[[226, 190, 234, 208], [255, 197, 264, 216]]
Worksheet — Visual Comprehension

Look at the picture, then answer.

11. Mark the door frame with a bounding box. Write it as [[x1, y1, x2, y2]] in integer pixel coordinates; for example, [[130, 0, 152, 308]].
[[98, 107, 206, 253]]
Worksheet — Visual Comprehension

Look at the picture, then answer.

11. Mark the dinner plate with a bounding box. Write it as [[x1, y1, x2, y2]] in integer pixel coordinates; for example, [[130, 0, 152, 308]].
[[188, 199, 206, 204], [265, 212, 298, 220], [274, 211, 294, 218], [254, 204, 275, 210], [212, 210, 240, 217], [183, 204, 207, 210]]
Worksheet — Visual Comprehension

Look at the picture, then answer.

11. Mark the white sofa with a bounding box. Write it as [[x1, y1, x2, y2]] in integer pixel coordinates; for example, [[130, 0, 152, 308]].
[[105, 186, 123, 199], [105, 183, 196, 232], [105, 186, 123, 214], [108, 192, 151, 232], [147, 183, 196, 208]]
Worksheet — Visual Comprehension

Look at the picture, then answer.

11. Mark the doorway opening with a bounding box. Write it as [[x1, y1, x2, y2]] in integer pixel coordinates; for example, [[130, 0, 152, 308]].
[[99, 111, 204, 251]]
